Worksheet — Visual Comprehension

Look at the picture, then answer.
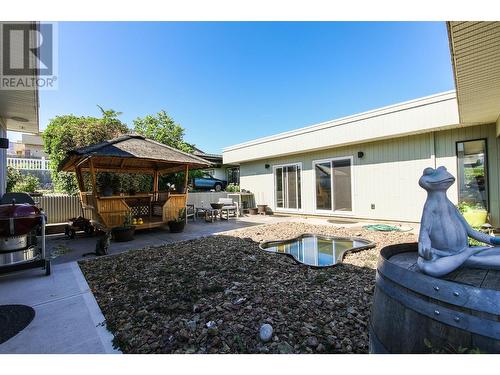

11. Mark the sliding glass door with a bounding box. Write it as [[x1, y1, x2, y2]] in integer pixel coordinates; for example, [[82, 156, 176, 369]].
[[274, 164, 302, 210], [314, 157, 352, 213]]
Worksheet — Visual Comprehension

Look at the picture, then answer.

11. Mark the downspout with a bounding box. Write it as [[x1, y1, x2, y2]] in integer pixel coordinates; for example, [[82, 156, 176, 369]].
[[0, 117, 7, 197]]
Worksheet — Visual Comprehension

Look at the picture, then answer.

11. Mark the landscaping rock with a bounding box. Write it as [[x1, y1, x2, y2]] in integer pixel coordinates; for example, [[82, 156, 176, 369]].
[[277, 342, 294, 354], [259, 324, 273, 342], [79, 222, 416, 354], [186, 320, 197, 332], [306, 336, 319, 348]]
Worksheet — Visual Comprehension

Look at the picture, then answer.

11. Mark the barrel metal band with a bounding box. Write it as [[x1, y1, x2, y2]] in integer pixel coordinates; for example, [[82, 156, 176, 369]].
[[378, 253, 500, 316], [376, 273, 500, 340]]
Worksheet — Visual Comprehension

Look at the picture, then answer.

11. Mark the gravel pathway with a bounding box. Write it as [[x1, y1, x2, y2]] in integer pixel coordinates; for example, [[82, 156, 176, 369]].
[[79, 222, 416, 354]]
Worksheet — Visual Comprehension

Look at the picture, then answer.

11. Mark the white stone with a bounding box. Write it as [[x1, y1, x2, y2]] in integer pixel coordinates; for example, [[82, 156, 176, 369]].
[[259, 323, 273, 342]]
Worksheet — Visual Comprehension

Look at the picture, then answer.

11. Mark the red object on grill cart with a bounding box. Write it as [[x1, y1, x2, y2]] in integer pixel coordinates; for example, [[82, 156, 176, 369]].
[[0, 193, 50, 276], [0, 203, 42, 237]]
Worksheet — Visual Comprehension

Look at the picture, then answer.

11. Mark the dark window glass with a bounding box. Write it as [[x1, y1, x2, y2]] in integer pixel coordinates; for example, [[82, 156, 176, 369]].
[[275, 167, 283, 208], [315, 162, 332, 210], [457, 140, 488, 210]]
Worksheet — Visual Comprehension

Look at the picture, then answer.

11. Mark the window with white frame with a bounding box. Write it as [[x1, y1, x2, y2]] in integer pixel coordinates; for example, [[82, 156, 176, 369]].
[[274, 164, 302, 210], [314, 157, 352, 212]]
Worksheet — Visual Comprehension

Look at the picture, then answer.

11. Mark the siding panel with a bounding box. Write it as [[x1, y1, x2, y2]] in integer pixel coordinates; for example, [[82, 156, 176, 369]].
[[240, 124, 499, 224]]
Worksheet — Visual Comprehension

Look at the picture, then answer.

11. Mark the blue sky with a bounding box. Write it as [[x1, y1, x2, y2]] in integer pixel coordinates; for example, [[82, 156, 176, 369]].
[[33, 21, 453, 154]]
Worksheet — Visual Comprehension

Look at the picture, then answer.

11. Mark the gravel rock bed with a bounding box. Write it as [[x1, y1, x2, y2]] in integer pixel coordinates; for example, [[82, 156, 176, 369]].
[[79, 222, 415, 354]]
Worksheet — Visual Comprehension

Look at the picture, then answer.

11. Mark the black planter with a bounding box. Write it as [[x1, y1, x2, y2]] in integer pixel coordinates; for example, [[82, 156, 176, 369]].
[[102, 186, 113, 197], [168, 220, 185, 233], [175, 186, 186, 194], [111, 226, 135, 242]]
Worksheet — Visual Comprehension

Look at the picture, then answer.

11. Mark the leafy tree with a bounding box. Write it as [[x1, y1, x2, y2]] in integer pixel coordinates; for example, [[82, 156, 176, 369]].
[[133, 110, 193, 153], [133, 110, 206, 190], [6, 166, 22, 192], [97, 105, 124, 125], [43, 107, 129, 194], [7, 167, 40, 193]]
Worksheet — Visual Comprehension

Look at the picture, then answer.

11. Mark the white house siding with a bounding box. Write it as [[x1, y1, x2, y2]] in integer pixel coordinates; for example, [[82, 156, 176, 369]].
[[224, 91, 459, 165], [239, 123, 500, 224], [212, 168, 228, 181]]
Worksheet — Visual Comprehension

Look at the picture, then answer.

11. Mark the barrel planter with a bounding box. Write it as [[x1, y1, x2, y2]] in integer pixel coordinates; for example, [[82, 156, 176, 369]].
[[370, 243, 500, 353]]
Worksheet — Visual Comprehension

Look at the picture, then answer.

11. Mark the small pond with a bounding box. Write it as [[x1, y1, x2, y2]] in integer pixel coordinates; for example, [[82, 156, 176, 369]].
[[259, 234, 375, 267]]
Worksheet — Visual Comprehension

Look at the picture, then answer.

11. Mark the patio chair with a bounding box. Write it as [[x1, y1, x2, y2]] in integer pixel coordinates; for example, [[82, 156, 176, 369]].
[[152, 191, 169, 217], [217, 197, 239, 219], [186, 204, 195, 222]]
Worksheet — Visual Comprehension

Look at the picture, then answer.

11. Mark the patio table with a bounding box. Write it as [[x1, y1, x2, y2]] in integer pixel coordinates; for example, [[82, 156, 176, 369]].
[[196, 207, 223, 223]]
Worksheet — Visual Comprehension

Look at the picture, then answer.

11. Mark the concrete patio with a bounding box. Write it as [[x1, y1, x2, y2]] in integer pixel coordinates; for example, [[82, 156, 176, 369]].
[[0, 214, 413, 353]]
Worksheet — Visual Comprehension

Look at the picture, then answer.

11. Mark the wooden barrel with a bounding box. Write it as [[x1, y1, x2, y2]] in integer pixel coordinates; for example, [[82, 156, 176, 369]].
[[370, 243, 500, 353]]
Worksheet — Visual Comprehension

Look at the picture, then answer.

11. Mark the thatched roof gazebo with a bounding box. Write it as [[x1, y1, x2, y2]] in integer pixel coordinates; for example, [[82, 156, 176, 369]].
[[59, 134, 212, 230]]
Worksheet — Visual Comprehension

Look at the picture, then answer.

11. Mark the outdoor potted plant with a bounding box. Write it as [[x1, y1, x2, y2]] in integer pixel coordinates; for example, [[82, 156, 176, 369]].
[[457, 202, 488, 227], [111, 212, 136, 242], [168, 207, 186, 233], [249, 207, 258, 215], [226, 183, 240, 192]]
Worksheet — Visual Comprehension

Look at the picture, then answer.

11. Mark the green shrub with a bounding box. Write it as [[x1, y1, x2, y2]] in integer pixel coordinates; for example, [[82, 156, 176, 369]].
[[6, 166, 22, 192], [226, 183, 240, 192], [10, 174, 40, 193]]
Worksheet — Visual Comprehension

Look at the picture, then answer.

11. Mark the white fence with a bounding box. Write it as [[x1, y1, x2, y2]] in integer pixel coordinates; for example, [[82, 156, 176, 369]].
[[8, 157, 50, 171], [33, 194, 83, 224]]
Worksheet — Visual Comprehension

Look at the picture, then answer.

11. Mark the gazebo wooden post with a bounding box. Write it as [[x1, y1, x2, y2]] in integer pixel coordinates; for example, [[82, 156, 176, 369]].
[[184, 164, 189, 222], [89, 158, 98, 194], [75, 166, 85, 192], [153, 169, 159, 201], [75, 166, 86, 217], [183, 164, 189, 190]]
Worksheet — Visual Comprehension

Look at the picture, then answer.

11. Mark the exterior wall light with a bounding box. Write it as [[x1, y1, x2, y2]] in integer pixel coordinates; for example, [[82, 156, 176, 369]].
[[357, 151, 364, 158], [265, 164, 270, 169]]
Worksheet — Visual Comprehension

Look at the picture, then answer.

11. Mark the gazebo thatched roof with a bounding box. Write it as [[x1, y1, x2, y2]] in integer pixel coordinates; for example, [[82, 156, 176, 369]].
[[59, 134, 212, 175]]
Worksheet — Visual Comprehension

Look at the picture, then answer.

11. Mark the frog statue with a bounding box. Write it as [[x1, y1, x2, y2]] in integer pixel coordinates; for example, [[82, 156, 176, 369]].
[[417, 166, 500, 277]]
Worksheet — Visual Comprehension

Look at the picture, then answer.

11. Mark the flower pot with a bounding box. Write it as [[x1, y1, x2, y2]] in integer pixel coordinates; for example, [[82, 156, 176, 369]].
[[176, 186, 186, 194], [257, 204, 268, 215], [102, 186, 113, 197], [462, 209, 488, 227], [111, 226, 135, 242], [249, 208, 258, 215], [168, 220, 186, 233]]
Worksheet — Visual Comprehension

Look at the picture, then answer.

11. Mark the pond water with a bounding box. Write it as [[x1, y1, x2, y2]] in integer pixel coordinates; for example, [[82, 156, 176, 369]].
[[259, 234, 375, 267]]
